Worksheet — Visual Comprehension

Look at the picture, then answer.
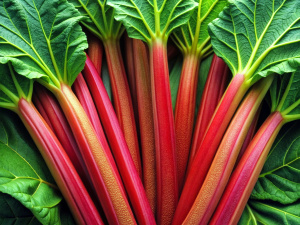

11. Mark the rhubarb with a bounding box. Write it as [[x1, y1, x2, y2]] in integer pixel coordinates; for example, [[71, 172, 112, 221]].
[[108, 0, 197, 223]]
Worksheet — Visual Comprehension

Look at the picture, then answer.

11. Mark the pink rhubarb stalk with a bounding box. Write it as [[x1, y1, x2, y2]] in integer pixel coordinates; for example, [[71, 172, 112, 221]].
[[73, 73, 110, 153], [54, 83, 136, 225], [17, 98, 103, 225], [210, 112, 284, 225], [83, 56, 156, 225], [176, 73, 250, 223], [103, 39, 142, 177], [133, 39, 156, 214], [174, 53, 200, 191], [190, 54, 229, 162], [33, 85, 87, 185], [151, 39, 178, 225], [177, 76, 274, 225]]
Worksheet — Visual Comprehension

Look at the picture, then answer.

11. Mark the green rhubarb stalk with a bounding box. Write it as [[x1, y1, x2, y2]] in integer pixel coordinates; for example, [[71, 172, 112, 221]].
[[0, 63, 102, 225], [108, 0, 197, 223], [172, 0, 228, 191], [132, 39, 156, 214], [177, 0, 300, 219], [69, 0, 142, 176], [0, 1, 136, 223], [211, 70, 300, 225], [178, 75, 274, 225]]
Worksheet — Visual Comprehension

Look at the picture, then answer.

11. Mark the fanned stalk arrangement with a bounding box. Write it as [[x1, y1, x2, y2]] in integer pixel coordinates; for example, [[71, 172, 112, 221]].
[[1, 0, 300, 224]]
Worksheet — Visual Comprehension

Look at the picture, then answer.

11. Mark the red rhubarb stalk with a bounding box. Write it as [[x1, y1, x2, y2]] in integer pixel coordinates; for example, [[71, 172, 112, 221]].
[[33, 85, 87, 185], [174, 53, 200, 191], [151, 39, 178, 224], [133, 39, 156, 214], [189, 55, 229, 162], [17, 98, 103, 225], [87, 34, 103, 75], [124, 33, 138, 120], [55, 83, 136, 224], [73, 73, 110, 152], [83, 56, 156, 225], [176, 73, 250, 220], [104, 39, 142, 178], [176, 76, 274, 225], [237, 105, 261, 163], [210, 112, 284, 225]]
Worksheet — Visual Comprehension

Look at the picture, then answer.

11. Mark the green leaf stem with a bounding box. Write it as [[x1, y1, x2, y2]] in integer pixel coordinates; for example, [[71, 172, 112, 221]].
[[68, 0, 123, 41], [172, 0, 227, 55]]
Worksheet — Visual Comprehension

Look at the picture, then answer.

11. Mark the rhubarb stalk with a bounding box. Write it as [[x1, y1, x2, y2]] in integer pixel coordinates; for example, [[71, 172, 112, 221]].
[[178, 0, 300, 217], [83, 56, 156, 224], [210, 112, 284, 225], [17, 99, 104, 225], [108, 1, 198, 223], [0, 1, 137, 223], [211, 70, 300, 224], [176, 75, 274, 225], [0, 63, 103, 225], [133, 39, 156, 214], [172, 0, 228, 191], [189, 54, 229, 162], [69, 0, 142, 177]]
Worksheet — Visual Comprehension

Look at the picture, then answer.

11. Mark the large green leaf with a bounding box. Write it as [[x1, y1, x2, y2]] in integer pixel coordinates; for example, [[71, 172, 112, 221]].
[[68, 0, 123, 41], [208, 0, 300, 83], [107, 0, 198, 44], [0, 193, 41, 225], [172, 0, 227, 55], [0, 0, 87, 87], [250, 121, 300, 204], [239, 200, 300, 225], [0, 109, 63, 225]]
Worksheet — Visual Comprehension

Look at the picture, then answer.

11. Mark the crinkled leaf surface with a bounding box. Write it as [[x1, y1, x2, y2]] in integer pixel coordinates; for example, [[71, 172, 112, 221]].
[[0, 0, 87, 87], [172, 0, 227, 55], [208, 0, 300, 83], [250, 121, 300, 204], [0, 109, 62, 225], [239, 200, 300, 225], [68, 0, 123, 41], [0, 193, 41, 225], [107, 0, 198, 44]]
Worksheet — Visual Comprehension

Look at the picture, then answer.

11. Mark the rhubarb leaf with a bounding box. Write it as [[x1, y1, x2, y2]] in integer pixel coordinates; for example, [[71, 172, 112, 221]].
[[107, 0, 198, 43], [0, 193, 41, 225], [0, 109, 63, 225], [208, 0, 300, 83], [172, 0, 227, 55], [239, 200, 300, 225], [68, 0, 123, 41], [251, 121, 300, 204], [0, 0, 87, 87]]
